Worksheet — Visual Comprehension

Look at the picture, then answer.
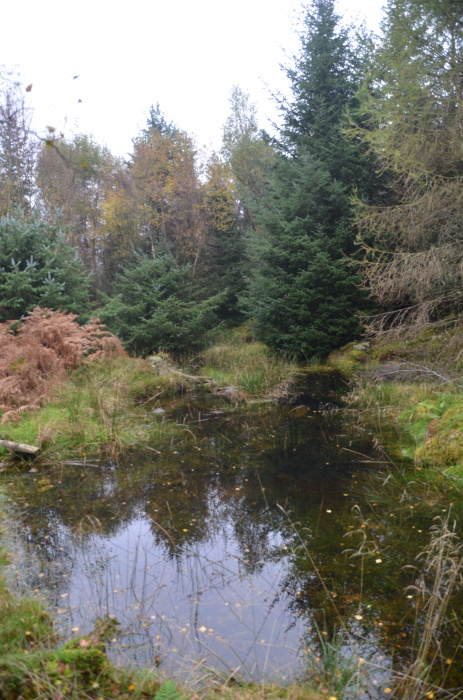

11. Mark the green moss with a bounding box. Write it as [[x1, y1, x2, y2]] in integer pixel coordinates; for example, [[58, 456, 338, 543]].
[[328, 332, 463, 471], [325, 341, 374, 377]]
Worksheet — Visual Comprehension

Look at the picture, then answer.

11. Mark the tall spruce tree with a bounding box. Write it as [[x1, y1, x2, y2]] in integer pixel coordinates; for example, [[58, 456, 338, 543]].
[[245, 0, 371, 357]]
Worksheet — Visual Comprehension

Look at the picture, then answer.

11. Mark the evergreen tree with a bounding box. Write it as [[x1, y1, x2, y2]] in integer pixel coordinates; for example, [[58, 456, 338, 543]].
[[245, 0, 371, 357], [99, 251, 226, 356], [0, 213, 91, 321]]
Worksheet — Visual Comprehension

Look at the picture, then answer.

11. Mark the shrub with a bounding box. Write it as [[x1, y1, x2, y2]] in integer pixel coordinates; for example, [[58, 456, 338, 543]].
[[100, 252, 225, 356]]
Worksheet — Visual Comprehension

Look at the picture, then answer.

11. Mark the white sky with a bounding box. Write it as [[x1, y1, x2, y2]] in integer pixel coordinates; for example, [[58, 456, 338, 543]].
[[2, 0, 384, 159]]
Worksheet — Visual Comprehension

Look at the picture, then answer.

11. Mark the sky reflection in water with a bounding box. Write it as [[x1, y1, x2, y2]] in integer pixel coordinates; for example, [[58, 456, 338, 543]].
[[3, 377, 463, 685]]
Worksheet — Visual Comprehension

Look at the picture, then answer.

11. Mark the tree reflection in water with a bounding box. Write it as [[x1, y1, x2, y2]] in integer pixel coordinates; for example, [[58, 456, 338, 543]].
[[2, 381, 463, 685]]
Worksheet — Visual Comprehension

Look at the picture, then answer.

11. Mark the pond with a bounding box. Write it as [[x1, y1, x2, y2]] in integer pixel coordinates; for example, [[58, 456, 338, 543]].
[[2, 372, 463, 689]]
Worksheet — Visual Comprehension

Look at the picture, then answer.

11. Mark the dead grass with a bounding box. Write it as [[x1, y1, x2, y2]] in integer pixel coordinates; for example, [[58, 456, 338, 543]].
[[196, 682, 325, 700]]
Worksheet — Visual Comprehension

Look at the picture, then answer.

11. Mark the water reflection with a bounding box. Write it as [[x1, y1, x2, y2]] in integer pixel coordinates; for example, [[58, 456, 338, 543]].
[[2, 377, 463, 685]]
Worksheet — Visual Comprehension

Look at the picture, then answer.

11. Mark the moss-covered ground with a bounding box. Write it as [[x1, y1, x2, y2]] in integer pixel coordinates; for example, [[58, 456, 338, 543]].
[[320, 333, 463, 479]]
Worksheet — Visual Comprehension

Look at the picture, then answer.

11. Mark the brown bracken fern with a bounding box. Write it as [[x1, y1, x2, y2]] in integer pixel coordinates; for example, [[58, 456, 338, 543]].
[[0, 307, 126, 423]]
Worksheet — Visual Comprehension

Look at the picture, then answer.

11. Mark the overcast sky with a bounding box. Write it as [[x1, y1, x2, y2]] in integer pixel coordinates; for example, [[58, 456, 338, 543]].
[[2, 0, 384, 159]]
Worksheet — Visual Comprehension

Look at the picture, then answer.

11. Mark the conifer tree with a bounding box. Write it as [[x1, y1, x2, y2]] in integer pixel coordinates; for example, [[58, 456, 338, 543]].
[[0, 213, 90, 321], [354, 0, 463, 334], [245, 0, 371, 357]]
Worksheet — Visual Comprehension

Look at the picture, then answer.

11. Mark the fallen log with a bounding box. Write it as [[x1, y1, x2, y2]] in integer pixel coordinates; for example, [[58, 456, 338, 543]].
[[147, 355, 213, 383], [0, 439, 40, 455]]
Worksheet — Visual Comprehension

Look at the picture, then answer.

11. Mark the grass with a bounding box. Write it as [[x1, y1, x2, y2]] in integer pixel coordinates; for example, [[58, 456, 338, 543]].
[[199, 325, 299, 400], [394, 509, 463, 700], [319, 331, 463, 476], [0, 356, 192, 463], [345, 374, 463, 473]]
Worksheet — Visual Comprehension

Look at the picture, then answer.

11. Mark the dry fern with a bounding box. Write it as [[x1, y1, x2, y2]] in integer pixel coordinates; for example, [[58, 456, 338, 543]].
[[0, 307, 126, 423]]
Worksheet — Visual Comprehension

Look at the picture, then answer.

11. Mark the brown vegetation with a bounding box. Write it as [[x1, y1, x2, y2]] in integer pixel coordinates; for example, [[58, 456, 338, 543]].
[[0, 307, 125, 423]]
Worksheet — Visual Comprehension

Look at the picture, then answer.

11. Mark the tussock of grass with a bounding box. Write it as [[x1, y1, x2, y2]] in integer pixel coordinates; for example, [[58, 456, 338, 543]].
[[200, 326, 299, 399], [0, 357, 190, 462], [324, 341, 375, 377]]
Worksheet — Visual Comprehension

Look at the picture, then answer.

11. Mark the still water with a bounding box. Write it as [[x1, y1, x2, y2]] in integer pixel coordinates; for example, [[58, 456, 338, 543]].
[[2, 374, 463, 686]]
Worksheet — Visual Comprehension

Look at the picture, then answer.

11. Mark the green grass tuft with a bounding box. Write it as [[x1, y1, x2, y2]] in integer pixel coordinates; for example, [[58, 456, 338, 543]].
[[0, 357, 191, 462], [200, 326, 299, 399]]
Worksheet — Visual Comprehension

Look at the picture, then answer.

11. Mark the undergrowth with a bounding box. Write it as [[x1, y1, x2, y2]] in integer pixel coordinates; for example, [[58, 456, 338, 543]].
[[0, 357, 191, 462], [325, 332, 463, 478], [199, 325, 299, 399]]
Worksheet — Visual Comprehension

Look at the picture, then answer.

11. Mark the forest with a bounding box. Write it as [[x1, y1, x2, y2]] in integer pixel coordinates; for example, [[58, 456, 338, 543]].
[[2, 0, 461, 362], [3, 1, 463, 699]]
